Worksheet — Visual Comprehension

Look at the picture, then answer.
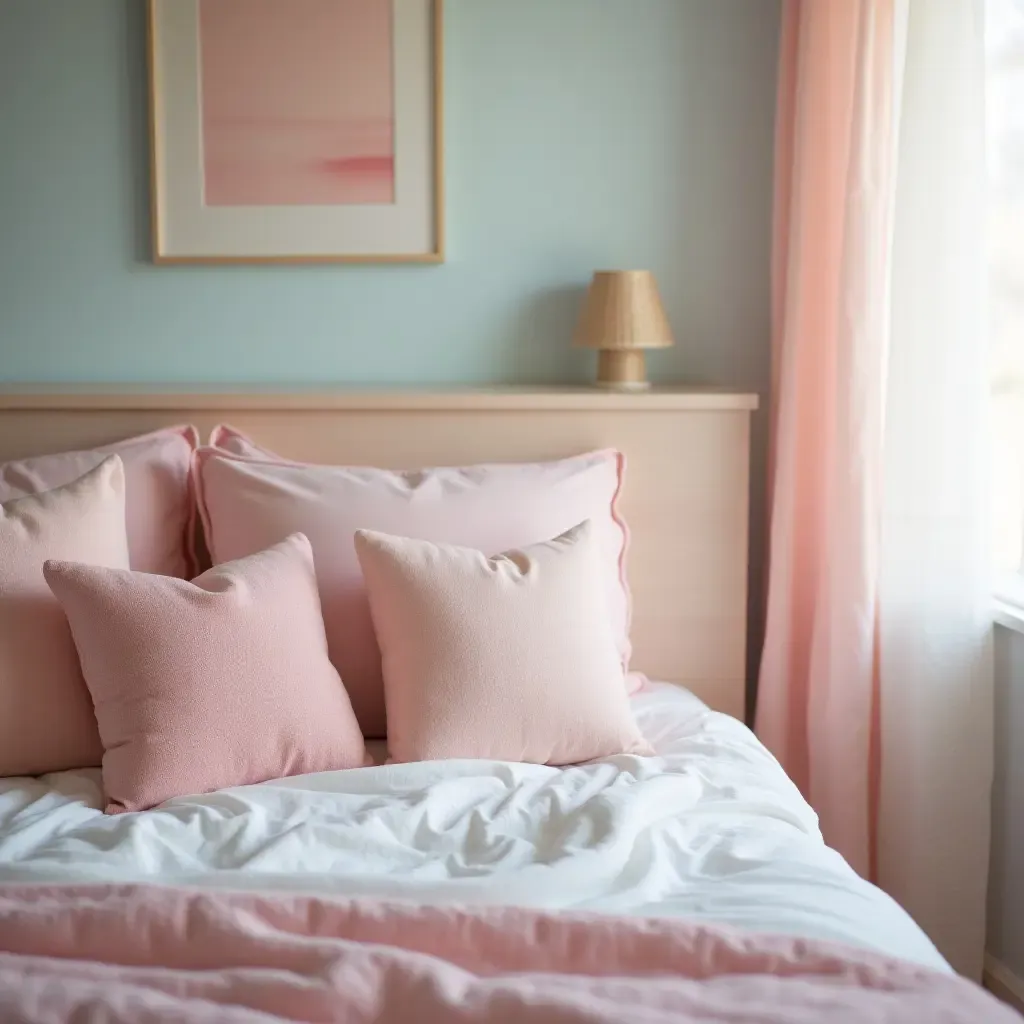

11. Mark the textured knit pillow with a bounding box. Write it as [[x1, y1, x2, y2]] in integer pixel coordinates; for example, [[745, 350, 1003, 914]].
[[0, 426, 199, 578], [196, 427, 635, 739], [354, 521, 652, 765], [0, 457, 130, 777], [45, 533, 366, 813]]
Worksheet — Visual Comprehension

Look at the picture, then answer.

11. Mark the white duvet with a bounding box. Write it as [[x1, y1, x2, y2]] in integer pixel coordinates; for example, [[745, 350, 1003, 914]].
[[0, 683, 946, 971]]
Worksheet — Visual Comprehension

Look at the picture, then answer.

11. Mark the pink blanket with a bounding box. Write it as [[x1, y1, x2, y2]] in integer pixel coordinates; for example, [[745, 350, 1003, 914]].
[[0, 884, 1014, 1022]]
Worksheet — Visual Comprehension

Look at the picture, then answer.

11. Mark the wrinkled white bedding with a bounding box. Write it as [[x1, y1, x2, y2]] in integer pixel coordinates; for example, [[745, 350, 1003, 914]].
[[0, 683, 946, 971]]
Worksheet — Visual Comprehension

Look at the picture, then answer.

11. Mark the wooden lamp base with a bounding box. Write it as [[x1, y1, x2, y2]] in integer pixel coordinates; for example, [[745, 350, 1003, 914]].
[[595, 349, 650, 391]]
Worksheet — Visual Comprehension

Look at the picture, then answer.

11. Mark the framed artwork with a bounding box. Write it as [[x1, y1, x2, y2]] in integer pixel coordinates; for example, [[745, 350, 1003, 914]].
[[147, 0, 443, 264]]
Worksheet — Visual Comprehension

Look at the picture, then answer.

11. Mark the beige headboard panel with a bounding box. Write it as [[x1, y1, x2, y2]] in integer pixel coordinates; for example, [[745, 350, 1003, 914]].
[[0, 386, 757, 721]]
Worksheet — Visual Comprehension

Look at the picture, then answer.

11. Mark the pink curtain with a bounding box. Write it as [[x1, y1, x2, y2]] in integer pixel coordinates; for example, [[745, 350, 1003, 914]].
[[756, 0, 898, 880]]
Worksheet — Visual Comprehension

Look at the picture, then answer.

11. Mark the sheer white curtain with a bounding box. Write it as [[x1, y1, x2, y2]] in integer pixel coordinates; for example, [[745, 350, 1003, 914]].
[[880, 0, 993, 980], [989, 0, 1024, 572]]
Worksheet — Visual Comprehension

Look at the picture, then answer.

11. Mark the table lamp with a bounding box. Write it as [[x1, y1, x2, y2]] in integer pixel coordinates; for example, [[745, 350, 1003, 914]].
[[574, 270, 674, 390]]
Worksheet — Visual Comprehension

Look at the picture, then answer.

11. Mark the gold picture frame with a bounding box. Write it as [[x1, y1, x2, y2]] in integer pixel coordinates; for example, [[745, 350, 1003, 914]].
[[147, 0, 444, 264]]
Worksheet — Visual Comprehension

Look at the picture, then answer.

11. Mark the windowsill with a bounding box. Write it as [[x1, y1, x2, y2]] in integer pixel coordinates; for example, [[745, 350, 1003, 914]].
[[994, 598, 1024, 634], [995, 574, 1024, 634]]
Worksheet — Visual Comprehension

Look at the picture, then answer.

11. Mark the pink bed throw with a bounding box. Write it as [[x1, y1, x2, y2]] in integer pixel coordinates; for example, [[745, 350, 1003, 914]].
[[0, 885, 1014, 1023]]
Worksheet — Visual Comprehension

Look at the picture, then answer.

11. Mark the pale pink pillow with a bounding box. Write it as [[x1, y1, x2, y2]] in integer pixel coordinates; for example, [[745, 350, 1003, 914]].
[[355, 521, 651, 765], [196, 426, 635, 738], [0, 457, 130, 777], [0, 426, 199, 578], [44, 533, 367, 814]]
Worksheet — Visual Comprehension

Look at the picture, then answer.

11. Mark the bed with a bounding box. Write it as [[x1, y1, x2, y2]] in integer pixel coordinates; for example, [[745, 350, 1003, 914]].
[[0, 681, 944, 970], [0, 387, 1004, 1022]]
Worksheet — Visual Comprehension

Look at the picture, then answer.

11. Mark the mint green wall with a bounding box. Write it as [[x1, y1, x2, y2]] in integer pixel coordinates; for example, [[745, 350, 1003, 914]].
[[0, 0, 779, 387]]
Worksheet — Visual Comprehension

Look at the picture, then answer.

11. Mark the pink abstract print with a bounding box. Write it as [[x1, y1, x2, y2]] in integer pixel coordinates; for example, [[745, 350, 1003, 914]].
[[198, 0, 394, 207]]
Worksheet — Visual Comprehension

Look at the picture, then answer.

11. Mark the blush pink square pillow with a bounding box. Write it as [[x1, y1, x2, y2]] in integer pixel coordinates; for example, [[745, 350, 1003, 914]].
[[0, 457, 130, 777], [44, 533, 367, 814], [355, 521, 651, 765], [0, 426, 199, 578], [196, 425, 636, 739]]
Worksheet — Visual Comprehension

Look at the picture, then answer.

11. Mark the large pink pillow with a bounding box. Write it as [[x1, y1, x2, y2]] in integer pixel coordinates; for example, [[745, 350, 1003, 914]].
[[0, 426, 199, 578], [196, 425, 634, 738], [44, 533, 367, 814], [0, 457, 130, 777], [209, 423, 265, 456], [355, 521, 651, 764]]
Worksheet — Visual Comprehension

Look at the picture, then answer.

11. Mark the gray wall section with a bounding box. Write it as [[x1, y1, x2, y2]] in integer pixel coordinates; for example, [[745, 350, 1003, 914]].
[[0, 0, 778, 389], [989, 624, 1024, 977]]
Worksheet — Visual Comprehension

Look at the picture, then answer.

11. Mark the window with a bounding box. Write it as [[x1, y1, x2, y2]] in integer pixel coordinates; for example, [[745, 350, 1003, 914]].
[[988, 0, 1024, 576]]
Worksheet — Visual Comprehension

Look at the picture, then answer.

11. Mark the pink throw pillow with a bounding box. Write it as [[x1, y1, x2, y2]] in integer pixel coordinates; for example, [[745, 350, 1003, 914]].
[[355, 521, 651, 764], [0, 457, 130, 777], [196, 426, 635, 738], [0, 426, 199, 578], [44, 533, 367, 814]]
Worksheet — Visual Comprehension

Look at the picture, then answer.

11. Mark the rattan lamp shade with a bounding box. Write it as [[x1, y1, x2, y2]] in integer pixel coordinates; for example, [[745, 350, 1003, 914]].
[[574, 270, 674, 390]]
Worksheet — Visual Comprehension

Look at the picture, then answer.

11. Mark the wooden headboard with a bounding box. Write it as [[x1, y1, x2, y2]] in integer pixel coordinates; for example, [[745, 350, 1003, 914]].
[[0, 385, 757, 721]]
